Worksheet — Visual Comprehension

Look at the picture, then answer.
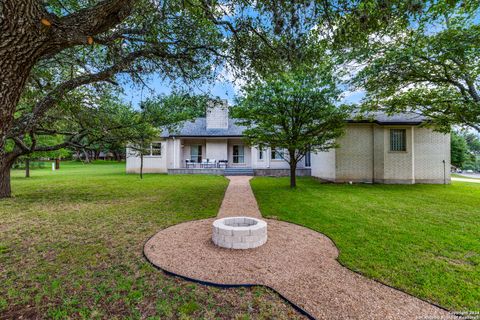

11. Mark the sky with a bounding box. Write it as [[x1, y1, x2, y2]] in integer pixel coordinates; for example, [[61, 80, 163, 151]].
[[121, 71, 366, 109], [120, 7, 480, 110]]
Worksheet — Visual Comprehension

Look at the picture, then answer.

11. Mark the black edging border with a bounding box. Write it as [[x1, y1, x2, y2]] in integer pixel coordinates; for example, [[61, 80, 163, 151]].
[[142, 208, 454, 320], [142, 224, 316, 320]]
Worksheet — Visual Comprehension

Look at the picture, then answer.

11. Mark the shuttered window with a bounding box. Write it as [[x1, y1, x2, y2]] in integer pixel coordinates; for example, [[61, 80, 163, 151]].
[[390, 129, 407, 151]]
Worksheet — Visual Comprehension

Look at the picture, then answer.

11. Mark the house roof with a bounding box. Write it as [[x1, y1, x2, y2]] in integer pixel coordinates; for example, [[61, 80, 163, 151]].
[[161, 118, 247, 138], [161, 111, 427, 138], [348, 111, 427, 125]]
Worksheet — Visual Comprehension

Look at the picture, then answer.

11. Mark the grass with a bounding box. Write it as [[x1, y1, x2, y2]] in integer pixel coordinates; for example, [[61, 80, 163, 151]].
[[0, 161, 302, 319], [251, 177, 480, 311]]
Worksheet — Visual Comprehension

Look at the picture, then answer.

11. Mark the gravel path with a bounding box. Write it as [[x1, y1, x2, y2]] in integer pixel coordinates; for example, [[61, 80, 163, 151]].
[[144, 176, 454, 320]]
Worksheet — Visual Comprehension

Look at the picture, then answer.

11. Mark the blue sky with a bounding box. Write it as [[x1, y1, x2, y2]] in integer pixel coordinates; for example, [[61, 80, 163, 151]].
[[121, 9, 479, 109], [121, 72, 365, 109], [121, 73, 240, 108]]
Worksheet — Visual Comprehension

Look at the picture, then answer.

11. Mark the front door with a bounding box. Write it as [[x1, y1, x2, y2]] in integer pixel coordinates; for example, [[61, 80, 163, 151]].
[[190, 145, 202, 163], [232, 145, 245, 164]]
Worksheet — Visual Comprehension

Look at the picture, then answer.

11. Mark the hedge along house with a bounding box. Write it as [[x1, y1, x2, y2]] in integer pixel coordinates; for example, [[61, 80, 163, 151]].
[[126, 101, 451, 183]]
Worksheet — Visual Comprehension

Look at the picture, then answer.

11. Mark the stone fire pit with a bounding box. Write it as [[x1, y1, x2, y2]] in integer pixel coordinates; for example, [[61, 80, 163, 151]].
[[212, 217, 267, 249]]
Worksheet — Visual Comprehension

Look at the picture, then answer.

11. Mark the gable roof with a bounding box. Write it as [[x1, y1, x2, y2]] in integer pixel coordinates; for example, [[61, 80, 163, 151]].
[[161, 111, 427, 138]]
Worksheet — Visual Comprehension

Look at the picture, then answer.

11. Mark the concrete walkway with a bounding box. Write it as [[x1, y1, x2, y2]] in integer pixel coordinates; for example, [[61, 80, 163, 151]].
[[144, 176, 453, 320], [452, 177, 480, 183]]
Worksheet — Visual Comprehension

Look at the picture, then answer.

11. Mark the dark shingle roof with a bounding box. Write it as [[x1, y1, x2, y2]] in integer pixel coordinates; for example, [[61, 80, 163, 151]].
[[161, 111, 426, 138], [161, 118, 246, 137], [348, 111, 427, 125]]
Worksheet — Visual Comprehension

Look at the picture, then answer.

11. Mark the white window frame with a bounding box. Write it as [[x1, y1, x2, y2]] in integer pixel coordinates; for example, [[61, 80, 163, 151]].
[[148, 142, 162, 157], [271, 148, 284, 160]]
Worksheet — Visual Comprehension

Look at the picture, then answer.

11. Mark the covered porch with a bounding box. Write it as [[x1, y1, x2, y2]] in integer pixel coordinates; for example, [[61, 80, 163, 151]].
[[167, 137, 252, 169]]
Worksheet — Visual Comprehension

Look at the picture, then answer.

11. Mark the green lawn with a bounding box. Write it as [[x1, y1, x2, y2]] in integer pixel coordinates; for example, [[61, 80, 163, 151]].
[[251, 177, 480, 311], [0, 162, 302, 319]]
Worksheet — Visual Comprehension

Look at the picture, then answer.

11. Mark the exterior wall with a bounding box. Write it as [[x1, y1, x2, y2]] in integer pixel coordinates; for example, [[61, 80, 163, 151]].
[[373, 125, 385, 181], [335, 124, 374, 182], [310, 124, 450, 184], [126, 140, 168, 174], [382, 126, 414, 183], [310, 149, 335, 181], [206, 100, 228, 129], [126, 124, 450, 184], [251, 146, 269, 169], [414, 128, 450, 183], [206, 139, 228, 161]]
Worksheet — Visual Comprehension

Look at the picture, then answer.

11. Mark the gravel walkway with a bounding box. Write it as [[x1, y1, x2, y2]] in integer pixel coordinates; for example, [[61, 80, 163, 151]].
[[144, 176, 454, 320]]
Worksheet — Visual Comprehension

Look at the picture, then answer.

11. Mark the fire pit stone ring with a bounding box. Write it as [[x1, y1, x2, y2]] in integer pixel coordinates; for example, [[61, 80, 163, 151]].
[[212, 216, 267, 249]]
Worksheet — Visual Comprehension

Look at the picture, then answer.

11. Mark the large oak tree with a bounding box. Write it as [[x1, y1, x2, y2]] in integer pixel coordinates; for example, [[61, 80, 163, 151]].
[[351, 2, 480, 133], [0, 0, 438, 198], [0, 0, 226, 197]]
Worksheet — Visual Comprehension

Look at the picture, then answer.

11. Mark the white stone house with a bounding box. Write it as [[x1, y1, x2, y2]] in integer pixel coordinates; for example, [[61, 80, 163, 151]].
[[126, 101, 451, 184]]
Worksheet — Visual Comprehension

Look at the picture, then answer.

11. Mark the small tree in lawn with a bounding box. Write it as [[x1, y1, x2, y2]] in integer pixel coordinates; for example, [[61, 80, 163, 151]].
[[127, 92, 207, 179], [234, 66, 349, 188]]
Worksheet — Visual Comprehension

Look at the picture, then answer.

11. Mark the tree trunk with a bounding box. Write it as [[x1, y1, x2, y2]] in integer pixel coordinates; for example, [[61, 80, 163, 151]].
[[289, 161, 297, 188], [83, 149, 90, 163], [0, 157, 13, 198], [55, 158, 60, 170], [26, 158, 30, 178]]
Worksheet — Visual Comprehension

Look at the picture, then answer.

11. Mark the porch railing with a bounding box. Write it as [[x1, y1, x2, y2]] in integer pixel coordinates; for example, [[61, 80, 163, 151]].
[[185, 159, 228, 169]]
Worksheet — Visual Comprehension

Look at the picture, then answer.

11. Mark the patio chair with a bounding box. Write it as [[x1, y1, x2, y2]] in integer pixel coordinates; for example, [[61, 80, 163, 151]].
[[185, 159, 195, 168], [218, 160, 228, 168], [209, 159, 216, 168]]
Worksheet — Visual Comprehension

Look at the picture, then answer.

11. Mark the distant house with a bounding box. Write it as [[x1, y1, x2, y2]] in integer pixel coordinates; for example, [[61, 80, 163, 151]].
[[126, 101, 451, 184]]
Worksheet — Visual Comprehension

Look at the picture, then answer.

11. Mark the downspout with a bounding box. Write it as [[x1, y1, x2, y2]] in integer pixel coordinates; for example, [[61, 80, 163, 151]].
[[173, 137, 176, 169], [267, 147, 271, 168], [411, 126, 415, 184], [372, 124, 375, 183]]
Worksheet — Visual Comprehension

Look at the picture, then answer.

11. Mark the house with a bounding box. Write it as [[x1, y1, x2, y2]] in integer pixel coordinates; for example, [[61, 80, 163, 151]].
[[126, 100, 451, 184]]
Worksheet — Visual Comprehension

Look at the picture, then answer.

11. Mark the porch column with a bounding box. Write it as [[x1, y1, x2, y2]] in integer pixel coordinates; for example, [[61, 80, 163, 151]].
[[173, 138, 182, 168]]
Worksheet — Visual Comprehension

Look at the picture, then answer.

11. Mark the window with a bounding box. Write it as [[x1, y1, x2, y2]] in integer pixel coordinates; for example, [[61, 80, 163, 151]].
[[190, 145, 202, 162], [150, 143, 162, 156], [390, 129, 407, 151], [233, 145, 245, 163], [258, 147, 264, 160], [305, 151, 311, 167], [271, 148, 284, 160]]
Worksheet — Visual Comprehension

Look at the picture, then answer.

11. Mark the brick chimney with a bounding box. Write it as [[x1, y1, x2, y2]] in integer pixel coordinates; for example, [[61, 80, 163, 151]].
[[206, 99, 229, 129]]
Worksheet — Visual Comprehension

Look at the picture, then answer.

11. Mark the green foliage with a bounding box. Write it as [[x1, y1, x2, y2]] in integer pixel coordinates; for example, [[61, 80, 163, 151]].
[[234, 65, 349, 162], [125, 92, 208, 155], [451, 132, 470, 168], [451, 131, 480, 170], [353, 4, 480, 132]]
